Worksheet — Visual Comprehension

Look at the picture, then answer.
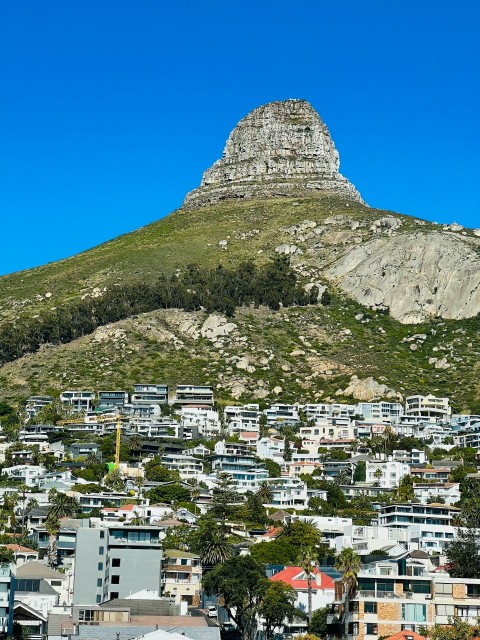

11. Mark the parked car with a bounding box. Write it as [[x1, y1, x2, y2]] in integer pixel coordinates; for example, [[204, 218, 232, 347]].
[[207, 606, 217, 618]]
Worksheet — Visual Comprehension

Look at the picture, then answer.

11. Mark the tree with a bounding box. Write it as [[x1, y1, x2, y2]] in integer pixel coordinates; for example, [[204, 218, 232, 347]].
[[353, 461, 366, 483], [104, 468, 125, 492], [246, 492, 268, 525], [257, 482, 274, 505], [203, 556, 268, 640], [284, 440, 292, 462], [428, 616, 480, 640], [264, 459, 281, 478], [130, 511, 145, 526], [447, 529, 480, 578], [308, 607, 328, 639], [299, 547, 316, 624], [210, 474, 240, 526], [0, 547, 14, 565], [45, 515, 60, 567], [129, 434, 142, 461], [47, 493, 80, 520], [198, 527, 233, 569], [148, 483, 190, 504], [259, 581, 301, 640], [335, 546, 361, 635]]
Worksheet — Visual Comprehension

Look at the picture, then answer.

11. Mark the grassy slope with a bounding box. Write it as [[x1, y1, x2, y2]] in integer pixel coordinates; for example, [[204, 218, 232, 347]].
[[0, 194, 479, 411], [0, 195, 427, 320]]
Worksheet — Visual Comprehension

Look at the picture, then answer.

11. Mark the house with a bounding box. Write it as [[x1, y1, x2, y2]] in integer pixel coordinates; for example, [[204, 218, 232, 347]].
[[264, 404, 300, 427], [179, 408, 220, 437], [270, 565, 335, 616], [3, 544, 38, 566], [16, 560, 71, 611], [160, 453, 203, 479], [262, 477, 311, 510], [412, 482, 461, 505], [25, 396, 53, 420], [365, 459, 410, 488], [131, 384, 169, 407], [97, 390, 130, 409], [2, 465, 45, 487], [162, 549, 202, 605], [377, 503, 460, 528]]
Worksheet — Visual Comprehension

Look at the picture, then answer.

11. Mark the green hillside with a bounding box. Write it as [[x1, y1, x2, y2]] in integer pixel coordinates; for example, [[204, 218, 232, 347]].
[[0, 194, 479, 411]]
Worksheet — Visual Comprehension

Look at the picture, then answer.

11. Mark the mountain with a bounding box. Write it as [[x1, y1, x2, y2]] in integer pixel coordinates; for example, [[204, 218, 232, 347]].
[[1, 100, 479, 411]]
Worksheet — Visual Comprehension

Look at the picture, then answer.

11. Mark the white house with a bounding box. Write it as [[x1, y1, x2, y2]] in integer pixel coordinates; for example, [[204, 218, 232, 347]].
[[365, 459, 410, 488]]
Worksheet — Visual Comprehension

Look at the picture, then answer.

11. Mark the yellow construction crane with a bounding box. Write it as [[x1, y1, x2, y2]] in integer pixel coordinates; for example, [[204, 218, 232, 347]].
[[115, 414, 122, 469]]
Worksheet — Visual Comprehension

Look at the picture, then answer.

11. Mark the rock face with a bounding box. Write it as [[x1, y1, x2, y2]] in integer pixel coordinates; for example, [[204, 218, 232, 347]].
[[327, 231, 480, 323], [183, 99, 363, 208]]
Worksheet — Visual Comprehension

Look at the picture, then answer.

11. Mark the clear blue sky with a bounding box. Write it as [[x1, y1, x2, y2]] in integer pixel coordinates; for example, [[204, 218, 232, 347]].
[[1, 1, 478, 275]]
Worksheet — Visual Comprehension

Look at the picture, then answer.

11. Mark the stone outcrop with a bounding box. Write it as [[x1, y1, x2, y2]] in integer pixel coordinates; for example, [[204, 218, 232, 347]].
[[340, 375, 403, 401], [183, 99, 363, 208], [327, 231, 480, 324]]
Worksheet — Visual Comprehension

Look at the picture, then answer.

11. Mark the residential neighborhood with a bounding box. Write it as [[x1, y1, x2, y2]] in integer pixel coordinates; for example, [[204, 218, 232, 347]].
[[0, 385, 478, 640]]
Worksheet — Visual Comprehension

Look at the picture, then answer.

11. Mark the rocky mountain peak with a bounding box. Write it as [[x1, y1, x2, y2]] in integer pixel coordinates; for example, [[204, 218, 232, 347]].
[[183, 99, 363, 208]]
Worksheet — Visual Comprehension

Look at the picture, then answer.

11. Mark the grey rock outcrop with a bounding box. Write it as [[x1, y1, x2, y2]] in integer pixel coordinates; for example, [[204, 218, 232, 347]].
[[327, 231, 480, 324], [183, 99, 363, 208]]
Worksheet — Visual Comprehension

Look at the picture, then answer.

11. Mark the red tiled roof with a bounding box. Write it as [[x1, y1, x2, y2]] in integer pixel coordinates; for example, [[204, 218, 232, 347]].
[[383, 632, 426, 640], [270, 566, 334, 590], [4, 544, 37, 553], [101, 504, 137, 513], [260, 527, 282, 539]]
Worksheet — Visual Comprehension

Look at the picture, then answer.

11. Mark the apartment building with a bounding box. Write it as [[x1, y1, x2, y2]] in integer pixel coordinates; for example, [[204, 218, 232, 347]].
[[303, 403, 356, 420], [405, 395, 451, 422], [299, 419, 354, 442], [256, 437, 285, 463], [327, 557, 480, 639], [265, 404, 300, 427], [174, 385, 214, 407], [224, 404, 260, 433], [60, 391, 95, 413], [162, 549, 201, 605], [412, 483, 461, 506], [97, 390, 130, 409], [179, 407, 221, 437], [131, 384, 168, 406], [73, 524, 163, 605], [262, 477, 313, 510], [160, 453, 203, 480], [356, 402, 404, 422], [377, 503, 460, 528]]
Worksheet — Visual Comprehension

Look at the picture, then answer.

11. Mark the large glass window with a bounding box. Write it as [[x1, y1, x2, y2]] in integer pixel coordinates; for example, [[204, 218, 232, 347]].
[[401, 604, 426, 622], [365, 623, 378, 635], [436, 605, 454, 617]]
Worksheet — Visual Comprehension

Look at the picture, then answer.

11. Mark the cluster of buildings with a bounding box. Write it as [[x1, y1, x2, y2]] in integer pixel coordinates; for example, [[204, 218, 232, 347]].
[[0, 386, 478, 639]]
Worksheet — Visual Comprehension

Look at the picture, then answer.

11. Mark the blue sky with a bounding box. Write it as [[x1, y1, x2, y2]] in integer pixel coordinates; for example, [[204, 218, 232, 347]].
[[1, 1, 478, 275]]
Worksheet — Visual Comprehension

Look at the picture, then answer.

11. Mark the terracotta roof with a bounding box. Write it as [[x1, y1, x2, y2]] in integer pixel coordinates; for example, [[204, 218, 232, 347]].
[[383, 632, 426, 640], [239, 432, 259, 438], [4, 544, 37, 553], [270, 566, 334, 590], [260, 527, 282, 539], [101, 504, 137, 513]]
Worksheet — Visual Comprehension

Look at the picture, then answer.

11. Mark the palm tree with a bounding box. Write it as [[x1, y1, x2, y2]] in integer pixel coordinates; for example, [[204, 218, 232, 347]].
[[198, 528, 233, 569], [130, 511, 145, 526], [257, 482, 274, 505], [129, 434, 142, 461], [45, 515, 60, 567], [335, 547, 361, 635], [299, 546, 317, 625], [47, 493, 80, 521]]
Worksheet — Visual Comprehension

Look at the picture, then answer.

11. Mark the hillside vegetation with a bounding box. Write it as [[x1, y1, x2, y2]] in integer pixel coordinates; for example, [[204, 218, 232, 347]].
[[0, 194, 479, 410]]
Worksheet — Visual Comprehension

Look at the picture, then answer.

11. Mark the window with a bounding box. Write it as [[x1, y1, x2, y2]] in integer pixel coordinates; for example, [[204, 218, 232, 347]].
[[112, 558, 120, 567], [99, 546, 104, 555], [456, 606, 469, 618], [111, 575, 120, 584], [436, 583, 453, 596], [100, 531, 105, 539], [97, 562, 103, 571], [436, 605, 454, 617], [364, 602, 377, 614], [467, 585, 480, 597], [110, 592, 119, 600], [349, 601, 359, 613], [365, 623, 378, 635], [78, 610, 94, 622], [51, 580, 62, 587], [96, 595, 102, 604], [348, 623, 359, 635], [401, 604, 426, 623], [97, 579, 102, 587]]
